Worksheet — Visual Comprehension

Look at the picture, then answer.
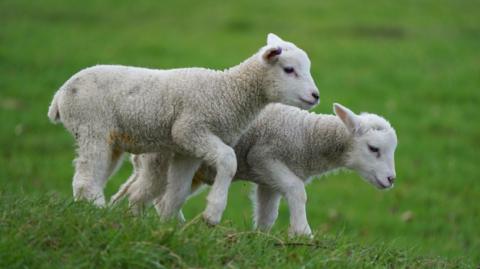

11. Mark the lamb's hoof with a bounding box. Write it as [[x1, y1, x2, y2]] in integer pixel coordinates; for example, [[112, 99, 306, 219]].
[[155, 205, 178, 223], [93, 198, 106, 208], [289, 232, 314, 239], [74, 190, 106, 207], [288, 227, 314, 239], [202, 211, 221, 226], [128, 202, 145, 216], [255, 225, 272, 233]]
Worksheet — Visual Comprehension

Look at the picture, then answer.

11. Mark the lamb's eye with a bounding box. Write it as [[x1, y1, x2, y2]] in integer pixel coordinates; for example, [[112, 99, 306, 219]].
[[368, 145, 379, 153], [283, 67, 295, 74]]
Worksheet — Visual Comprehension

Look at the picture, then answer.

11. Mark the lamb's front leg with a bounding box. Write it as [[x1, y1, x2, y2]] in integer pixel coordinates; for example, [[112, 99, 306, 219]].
[[264, 160, 312, 237], [253, 184, 281, 231], [200, 136, 237, 225], [161, 121, 236, 225]]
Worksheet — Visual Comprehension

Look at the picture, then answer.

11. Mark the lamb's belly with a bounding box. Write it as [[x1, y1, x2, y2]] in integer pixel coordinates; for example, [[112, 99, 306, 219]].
[[107, 120, 177, 154], [194, 161, 250, 185], [120, 138, 179, 154]]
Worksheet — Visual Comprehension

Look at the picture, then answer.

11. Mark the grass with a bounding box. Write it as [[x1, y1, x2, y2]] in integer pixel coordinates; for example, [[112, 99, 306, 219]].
[[0, 194, 467, 268], [1, 0, 479, 267]]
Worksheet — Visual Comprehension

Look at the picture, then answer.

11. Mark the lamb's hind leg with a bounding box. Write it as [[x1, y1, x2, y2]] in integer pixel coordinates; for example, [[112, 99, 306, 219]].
[[156, 153, 201, 219], [253, 184, 282, 231], [73, 141, 122, 207], [126, 153, 171, 215], [153, 164, 209, 222]]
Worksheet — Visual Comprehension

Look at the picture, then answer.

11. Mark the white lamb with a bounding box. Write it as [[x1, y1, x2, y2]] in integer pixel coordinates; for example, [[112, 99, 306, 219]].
[[47, 33, 319, 225], [112, 103, 397, 236]]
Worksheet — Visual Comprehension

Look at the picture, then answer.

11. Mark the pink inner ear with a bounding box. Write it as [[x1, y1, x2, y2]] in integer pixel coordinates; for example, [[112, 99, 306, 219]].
[[266, 47, 282, 60], [335, 106, 347, 120]]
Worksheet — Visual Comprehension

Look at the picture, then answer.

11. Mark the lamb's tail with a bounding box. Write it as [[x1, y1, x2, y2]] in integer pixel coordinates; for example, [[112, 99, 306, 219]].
[[47, 91, 62, 124], [109, 173, 137, 206]]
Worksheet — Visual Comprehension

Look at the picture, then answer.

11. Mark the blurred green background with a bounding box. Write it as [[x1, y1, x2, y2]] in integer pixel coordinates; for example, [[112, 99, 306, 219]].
[[1, 0, 479, 265]]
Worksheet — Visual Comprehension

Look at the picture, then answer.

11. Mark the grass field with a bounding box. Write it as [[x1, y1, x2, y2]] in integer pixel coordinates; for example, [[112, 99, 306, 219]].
[[1, 0, 479, 267]]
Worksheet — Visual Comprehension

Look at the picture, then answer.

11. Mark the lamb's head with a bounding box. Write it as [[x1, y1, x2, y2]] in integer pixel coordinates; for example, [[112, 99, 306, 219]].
[[334, 103, 398, 190], [259, 33, 319, 110]]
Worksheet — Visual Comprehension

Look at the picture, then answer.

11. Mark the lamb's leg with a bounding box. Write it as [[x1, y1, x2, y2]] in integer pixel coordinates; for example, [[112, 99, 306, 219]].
[[125, 153, 172, 214], [151, 197, 187, 222], [73, 142, 122, 207], [113, 152, 197, 220], [253, 184, 281, 231], [162, 121, 236, 224], [107, 147, 125, 180], [126, 174, 152, 215], [263, 160, 312, 237], [156, 153, 201, 219], [199, 137, 237, 225], [109, 168, 138, 207], [152, 166, 208, 221], [110, 153, 172, 214]]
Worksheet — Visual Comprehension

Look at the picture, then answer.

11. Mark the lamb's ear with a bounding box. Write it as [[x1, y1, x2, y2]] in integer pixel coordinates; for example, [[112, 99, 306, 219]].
[[334, 103, 360, 134], [267, 33, 284, 45], [261, 46, 282, 63]]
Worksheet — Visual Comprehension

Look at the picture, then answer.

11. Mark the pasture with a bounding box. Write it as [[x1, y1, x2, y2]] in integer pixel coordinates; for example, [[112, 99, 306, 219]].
[[1, 0, 479, 267]]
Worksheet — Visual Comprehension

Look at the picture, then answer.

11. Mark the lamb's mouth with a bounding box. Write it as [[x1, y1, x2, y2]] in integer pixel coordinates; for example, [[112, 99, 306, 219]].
[[299, 98, 317, 106], [374, 176, 390, 189]]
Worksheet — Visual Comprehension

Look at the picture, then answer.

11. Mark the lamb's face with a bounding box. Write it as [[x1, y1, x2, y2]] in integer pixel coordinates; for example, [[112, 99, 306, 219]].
[[334, 103, 398, 190], [349, 126, 397, 190], [260, 33, 319, 110]]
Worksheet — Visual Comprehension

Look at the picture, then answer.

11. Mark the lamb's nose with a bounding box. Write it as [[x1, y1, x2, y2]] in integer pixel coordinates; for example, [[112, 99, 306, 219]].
[[387, 176, 396, 184], [312, 92, 319, 101]]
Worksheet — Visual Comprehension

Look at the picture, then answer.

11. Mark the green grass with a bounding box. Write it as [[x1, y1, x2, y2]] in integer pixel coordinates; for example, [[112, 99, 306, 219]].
[[1, 0, 479, 267], [0, 194, 467, 268]]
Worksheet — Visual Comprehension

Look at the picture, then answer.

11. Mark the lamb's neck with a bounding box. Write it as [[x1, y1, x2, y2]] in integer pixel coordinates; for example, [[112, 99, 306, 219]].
[[304, 115, 353, 176], [223, 55, 270, 129]]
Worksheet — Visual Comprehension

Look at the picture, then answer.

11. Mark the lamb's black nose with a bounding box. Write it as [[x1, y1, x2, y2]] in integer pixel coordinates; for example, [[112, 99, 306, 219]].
[[387, 176, 396, 184], [312, 92, 319, 100]]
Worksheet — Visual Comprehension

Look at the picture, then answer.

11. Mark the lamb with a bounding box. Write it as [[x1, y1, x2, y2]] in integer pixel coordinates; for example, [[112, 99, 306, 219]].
[[47, 33, 319, 225], [111, 103, 398, 236]]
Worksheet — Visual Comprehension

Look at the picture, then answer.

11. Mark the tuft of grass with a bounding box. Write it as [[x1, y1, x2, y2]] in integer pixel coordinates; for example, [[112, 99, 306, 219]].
[[0, 194, 468, 268]]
